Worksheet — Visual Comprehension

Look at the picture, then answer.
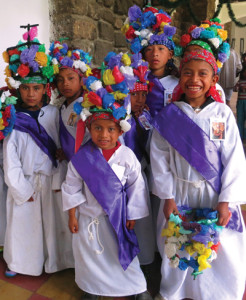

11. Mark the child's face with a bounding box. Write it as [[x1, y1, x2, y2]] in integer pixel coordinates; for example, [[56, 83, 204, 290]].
[[89, 119, 122, 150], [130, 90, 147, 113], [180, 59, 218, 106], [19, 83, 46, 110], [144, 44, 173, 77], [56, 68, 82, 103]]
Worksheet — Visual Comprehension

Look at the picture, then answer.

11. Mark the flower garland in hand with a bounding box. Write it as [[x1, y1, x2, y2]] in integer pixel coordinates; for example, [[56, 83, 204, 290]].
[[162, 206, 224, 279]]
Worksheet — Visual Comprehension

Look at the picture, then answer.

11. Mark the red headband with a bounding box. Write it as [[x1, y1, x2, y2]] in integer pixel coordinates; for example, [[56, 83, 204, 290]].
[[130, 82, 148, 93], [180, 49, 218, 74]]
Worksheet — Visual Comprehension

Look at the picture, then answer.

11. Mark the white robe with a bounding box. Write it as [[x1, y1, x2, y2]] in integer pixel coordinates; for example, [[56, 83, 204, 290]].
[[3, 105, 67, 275], [119, 130, 155, 265], [150, 101, 246, 300], [62, 144, 148, 296], [0, 142, 7, 246]]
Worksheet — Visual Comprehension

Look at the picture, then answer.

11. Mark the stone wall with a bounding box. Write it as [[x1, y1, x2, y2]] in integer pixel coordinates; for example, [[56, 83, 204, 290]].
[[49, 0, 216, 66], [49, 0, 145, 66]]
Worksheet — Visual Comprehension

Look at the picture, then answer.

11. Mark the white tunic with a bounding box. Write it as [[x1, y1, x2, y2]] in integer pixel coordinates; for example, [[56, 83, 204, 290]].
[[0, 142, 7, 246], [119, 131, 155, 265], [62, 145, 148, 296], [150, 101, 246, 300], [3, 105, 67, 275]]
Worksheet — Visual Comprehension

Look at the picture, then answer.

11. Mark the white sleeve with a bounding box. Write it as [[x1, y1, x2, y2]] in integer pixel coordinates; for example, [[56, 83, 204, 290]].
[[125, 151, 149, 220], [150, 129, 175, 200], [62, 162, 87, 211], [218, 110, 246, 205], [3, 133, 34, 205]]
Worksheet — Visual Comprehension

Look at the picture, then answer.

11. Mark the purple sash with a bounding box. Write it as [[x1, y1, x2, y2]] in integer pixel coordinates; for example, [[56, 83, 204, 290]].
[[124, 111, 151, 162], [146, 73, 164, 117], [153, 103, 223, 193], [71, 140, 139, 270], [14, 112, 57, 167], [59, 112, 75, 161]]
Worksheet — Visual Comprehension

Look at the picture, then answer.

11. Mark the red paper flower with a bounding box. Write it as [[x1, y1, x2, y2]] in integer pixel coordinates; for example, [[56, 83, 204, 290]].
[[211, 242, 220, 252], [112, 66, 125, 84], [17, 64, 30, 78], [144, 7, 159, 14], [125, 26, 136, 40], [188, 25, 197, 33], [0, 132, 5, 140], [133, 66, 148, 83], [8, 48, 21, 56], [153, 14, 172, 30], [88, 91, 102, 107], [180, 34, 192, 47]]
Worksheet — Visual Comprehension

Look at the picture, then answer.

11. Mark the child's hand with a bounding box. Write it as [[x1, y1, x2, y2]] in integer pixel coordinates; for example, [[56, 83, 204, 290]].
[[163, 198, 178, 220], [56, 148, 67, 162], [69, 216, 79, 233], [126, 220, 136, 230], [215, 202, 231, 226]]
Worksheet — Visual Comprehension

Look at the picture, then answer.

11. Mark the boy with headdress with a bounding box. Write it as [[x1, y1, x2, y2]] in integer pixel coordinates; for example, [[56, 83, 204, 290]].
[[62, 53, 152, 300], [2, 25, 67, 276], [150, 29, 246, 299]]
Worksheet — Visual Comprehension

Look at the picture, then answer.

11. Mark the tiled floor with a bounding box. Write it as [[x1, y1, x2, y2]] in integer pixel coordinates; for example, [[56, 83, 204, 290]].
[[1, 93, 246, 300]]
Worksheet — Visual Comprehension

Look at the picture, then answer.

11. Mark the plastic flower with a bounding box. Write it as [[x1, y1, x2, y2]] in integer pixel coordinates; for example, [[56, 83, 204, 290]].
[[180, 34, 192, 47], [2, 51, 9, 63], [17, 64, 30, 78], [217, 29, 227, 41]]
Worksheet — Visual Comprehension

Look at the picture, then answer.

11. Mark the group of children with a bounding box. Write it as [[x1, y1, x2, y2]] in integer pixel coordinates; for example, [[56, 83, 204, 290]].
[[0, 4, 246, 300]]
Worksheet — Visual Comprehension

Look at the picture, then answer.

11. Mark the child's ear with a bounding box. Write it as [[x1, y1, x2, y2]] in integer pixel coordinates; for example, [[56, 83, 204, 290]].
[[168, 50, 174, 60], [211, 74, 219, 86]]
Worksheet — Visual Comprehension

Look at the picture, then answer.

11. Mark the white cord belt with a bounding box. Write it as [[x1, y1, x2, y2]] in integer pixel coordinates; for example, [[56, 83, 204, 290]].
[[34, 173, 42, 192], [175, 176, 205, 203], [87, 217, 104, 255]]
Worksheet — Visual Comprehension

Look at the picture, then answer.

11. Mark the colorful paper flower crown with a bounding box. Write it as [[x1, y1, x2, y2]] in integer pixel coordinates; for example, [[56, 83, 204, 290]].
[[74, 52, 148, 128], [0, 88, 17, 140], [177, 18, 230, 73], [162, 206, 224, 279], [49, 40, 92, 77], [3, 24, 56, 90], [122, 5, 177, 54]]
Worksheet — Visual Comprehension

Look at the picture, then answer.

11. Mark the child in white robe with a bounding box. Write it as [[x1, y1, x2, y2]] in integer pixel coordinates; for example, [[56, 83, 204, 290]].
[[62, 58, 153, 300], [2, 25, 65, 277], [150, 47, 246, 300]]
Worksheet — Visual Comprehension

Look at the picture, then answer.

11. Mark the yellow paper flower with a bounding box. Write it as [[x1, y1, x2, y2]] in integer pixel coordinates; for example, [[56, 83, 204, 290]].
[[217, 60, 223, 69], [217, 29, 227, 41], [160, 22, 168, 31], [200, 24, 209, 29], [208, 241, 213, 248], [0, 119, 5, 130], [4, 66, 11, 77], [121, 24, 129, 34], [162, 222, 180, 237], [82, 94, 94, 108], [2, 51, 9, 63], [121, 53, 131, 66], [35, 52, 48, 67], [185, 245, 196, 256], [113, 91, 127, 100], [67, 50, 72, 57], [53, 64, 59, 75], [203, 248, 212, 259], [103, 69, 116, 85], [198, 255, 211, 271], [85, 66, 92, 77], [193, 242, 206, 255]]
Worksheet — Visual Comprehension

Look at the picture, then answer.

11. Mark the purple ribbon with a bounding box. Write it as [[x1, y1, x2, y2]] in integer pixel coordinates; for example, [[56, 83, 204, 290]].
[[146, 73, 165, 117], [124, 111, 151, 162], [153, 103, 223, 193], [59, 112, 75, 161], [71, 140, 139, 270], [14, 112, 57, 167]]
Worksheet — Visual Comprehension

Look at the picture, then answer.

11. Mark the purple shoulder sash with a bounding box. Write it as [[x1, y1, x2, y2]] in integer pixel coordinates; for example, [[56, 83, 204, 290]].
[[14, 112, 57, 167], [153, 103, 223, 193], [146, 73, 164, 117], [71, 140, 139, 270], [59, 112, 75, 161]]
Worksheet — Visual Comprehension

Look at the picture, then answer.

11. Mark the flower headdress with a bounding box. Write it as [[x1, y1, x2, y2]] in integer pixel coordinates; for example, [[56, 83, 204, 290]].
[[73, 52, 144, 151], [162, 206, 224, 279], [177, 18, 230, 73], [0, 88, 17, 140], [2, 24, 56, 90], [49, 40, 92, 78], [122, 5, 177, 54]]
